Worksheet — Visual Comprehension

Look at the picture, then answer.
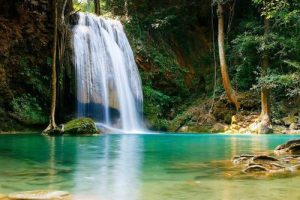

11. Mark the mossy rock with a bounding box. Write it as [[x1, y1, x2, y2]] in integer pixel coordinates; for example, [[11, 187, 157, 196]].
[[46, 118, 100, 136], [63, 118, 99, 135]]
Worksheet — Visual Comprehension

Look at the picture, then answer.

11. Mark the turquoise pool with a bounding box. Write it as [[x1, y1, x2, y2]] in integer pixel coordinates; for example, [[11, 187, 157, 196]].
[[0, 134, 299, 200]]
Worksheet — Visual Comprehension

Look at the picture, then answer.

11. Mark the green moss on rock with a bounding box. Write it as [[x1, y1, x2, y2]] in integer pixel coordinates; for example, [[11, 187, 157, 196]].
[[46, 118, 100, 136], [63, 118, 99, 135]]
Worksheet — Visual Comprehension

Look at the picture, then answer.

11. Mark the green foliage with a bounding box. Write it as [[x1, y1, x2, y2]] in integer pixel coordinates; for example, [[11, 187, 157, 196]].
[[229, 1, 300, 99], [73, 0, 108, 15], [19, 57, 50, 100], [73, 0, 94, 13], [12, 94, 48, 124]]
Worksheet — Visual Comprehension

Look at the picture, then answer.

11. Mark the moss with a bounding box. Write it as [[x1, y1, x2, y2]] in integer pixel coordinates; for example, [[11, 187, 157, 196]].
[[63, 118, 100, 135], [45, 118, 100, 136]]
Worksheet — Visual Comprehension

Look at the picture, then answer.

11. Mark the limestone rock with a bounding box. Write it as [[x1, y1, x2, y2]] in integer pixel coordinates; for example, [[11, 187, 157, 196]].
[[289, 123, 298, 130], [232, 154, 254, 165], [274, 139, 300, 155], [282, 115, 296, 126], [212, 123, 228, 132], [179, 126, 189, 132], [8, 190, 70, 200], [243, 164, 268, 173], [251, 155, 279, 164]]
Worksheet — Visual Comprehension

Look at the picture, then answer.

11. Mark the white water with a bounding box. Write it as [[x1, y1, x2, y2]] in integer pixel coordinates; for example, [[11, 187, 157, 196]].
[[73, 12, 144, 133]]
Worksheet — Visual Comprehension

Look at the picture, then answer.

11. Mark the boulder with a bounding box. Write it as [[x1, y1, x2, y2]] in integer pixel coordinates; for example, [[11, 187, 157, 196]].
[[212, 123, 228, 132], [8, 190, 70, 200], [63, 118, 99, 135], [47, 118, 100, 136]]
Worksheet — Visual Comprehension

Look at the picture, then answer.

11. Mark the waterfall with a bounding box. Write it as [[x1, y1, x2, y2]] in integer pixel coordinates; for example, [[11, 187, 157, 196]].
[[72, 13, 144, 133]]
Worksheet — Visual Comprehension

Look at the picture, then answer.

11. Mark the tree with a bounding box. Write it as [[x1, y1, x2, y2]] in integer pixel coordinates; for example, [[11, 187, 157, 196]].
[[124, 0, 128, 19], [94, 0, 101, 15], [258, 17, 272, 134], [43, 0, 58, 133], [217, 3, 240, 110]]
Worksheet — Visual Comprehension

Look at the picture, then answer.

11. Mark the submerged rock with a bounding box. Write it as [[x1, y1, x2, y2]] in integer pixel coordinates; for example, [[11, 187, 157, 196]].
[[8, 190, 70, 200], [274, 139, 300, 155], [47, 118, 100, 136], [231, 139, 300, 176], [243, 164, 268, 173], [232, 154, 254, 165], [251, 155, 279, 164]]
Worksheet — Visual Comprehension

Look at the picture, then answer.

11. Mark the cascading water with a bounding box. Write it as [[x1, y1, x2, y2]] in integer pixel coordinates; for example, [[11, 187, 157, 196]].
[[73, 12, 144, 133]]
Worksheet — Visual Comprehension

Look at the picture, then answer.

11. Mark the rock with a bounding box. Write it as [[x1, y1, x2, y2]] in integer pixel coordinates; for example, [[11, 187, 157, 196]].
[[289, 123, 298, 130], [212, 123, 228, 132], [288, 144, 300, 154], [282, 115, 295, 126], [232, 154, 254, 165], [251, 155, 279, 164], [275, 139, 300, 150], [274, 139, 300, 155], [8, 190, 70, 200], [243, 164, 268, 173], [62, 118, 99, 135], [47, 118, 100, 136], [288, 164, 300, 172], [179, 126, 189, 132]]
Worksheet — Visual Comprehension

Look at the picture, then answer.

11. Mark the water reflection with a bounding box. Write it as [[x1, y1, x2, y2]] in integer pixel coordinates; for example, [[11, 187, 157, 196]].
[[72, 135, 143, 200]]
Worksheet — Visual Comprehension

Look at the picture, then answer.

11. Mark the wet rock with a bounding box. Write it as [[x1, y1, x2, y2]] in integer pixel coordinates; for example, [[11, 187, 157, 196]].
[[63, 118, 100, 135], [280, 156, 300, 164], [288, 144, 300, 154], [232, 154, 254, 165], [243, 164, 268, 173], [274, 139, 300, 155], [47, 118, 100, 136], [251, 155, 279, 164], [8, 190, 71, 200], [275, 139, 300, 150]]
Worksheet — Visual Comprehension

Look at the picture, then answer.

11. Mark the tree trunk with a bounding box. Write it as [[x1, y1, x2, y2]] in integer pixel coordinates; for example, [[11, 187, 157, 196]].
[[217, 3, 240, 110], [94, 0, 101, 15], [124, 0, 128, 19], [43, 0, 58, 133], [259, 17, 272, 134]]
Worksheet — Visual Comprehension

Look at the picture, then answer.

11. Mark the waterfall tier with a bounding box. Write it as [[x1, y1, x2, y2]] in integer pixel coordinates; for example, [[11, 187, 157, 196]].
[[73, 12, 144, 133]]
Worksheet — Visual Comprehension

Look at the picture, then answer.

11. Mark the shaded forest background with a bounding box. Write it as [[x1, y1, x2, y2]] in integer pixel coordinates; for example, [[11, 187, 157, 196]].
[[0, 0, 299, 133]]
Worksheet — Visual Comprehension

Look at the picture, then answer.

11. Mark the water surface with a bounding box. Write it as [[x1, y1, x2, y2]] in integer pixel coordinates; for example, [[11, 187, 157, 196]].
[[0, 134, 299, 200]]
